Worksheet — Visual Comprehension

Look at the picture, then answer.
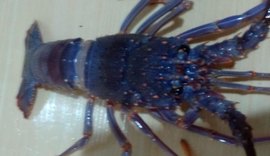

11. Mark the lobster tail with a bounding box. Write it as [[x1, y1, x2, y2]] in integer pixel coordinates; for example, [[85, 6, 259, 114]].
[[25, 21, 43, 51], [17, 22, 43, 118]]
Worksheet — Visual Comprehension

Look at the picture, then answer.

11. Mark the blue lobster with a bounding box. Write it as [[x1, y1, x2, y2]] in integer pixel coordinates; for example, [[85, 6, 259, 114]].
[[17, 0, 270, 156]]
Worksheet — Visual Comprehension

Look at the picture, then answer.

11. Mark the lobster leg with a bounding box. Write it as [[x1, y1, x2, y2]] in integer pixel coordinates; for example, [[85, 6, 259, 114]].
[[210, 70, 270, 93], [120, 0, 167, 33], [211, 70, 270, 79], [176, 1, 270, 42], [211, 79, 270, 93], [120, 0, 184, 34], [189, 125, 270, 144], [145, 0, 192, 35], [59, 100, 94, 156], [152, 97, 256, 156], [106, 102, 132, 156], [135, 0, 185, 34], [150, 109, 237, 144], [126, 109, 178, 156], [151, 109, 270, 144], [192, 93, 256, 156], [151, 106, 200, 127]]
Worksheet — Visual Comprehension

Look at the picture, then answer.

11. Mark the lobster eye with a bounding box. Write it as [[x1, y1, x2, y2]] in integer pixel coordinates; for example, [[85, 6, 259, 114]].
[[170, 87, 183, 98], [178, 44, 190, 53]]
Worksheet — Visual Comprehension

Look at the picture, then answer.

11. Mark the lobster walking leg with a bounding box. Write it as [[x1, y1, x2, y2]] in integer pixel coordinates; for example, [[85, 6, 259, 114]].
[[191, 94, 255, 156], [120, 0, 184, 34], [188, 125, 270, 144], [107, 103, 132, 156], [135, 0, 184, 34], [210, 70, 270, 93], [151, 106, 200, 128], [211, 79, 270, 93], [145, 0, 192, 35], [211, 70, 270, 78], [191, 125, 270, 145], [151, 97, 257, 156], [127, 110, 178, 156], [176, 1, 270, 42], [151, 109, 238, 143], [59, 100, 94, 156], [120, 0, 166, 33], [151, 109, 270, 144]]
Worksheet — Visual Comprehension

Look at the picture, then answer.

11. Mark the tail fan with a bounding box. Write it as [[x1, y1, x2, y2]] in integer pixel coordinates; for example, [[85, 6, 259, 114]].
[[17, 22, 43, 118]]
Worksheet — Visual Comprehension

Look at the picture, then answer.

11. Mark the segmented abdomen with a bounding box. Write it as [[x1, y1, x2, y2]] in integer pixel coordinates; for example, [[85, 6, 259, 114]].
[[31, 38, 90, 90]]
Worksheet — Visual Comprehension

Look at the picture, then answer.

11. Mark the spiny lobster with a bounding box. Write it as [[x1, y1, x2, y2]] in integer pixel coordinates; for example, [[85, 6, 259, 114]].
[[17, 0, 270, 156]]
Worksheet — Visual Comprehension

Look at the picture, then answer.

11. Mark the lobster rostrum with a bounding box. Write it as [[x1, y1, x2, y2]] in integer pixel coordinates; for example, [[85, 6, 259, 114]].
[[17, 0, 270, 156]]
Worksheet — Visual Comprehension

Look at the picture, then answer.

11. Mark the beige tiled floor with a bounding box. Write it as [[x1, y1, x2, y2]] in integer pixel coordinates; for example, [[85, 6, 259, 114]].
[[1, 0, 270, 156]]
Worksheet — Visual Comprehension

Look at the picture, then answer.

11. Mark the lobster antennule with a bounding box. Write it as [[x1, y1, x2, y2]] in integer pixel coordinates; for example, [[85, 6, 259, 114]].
[[17, 22, 43, 118]]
